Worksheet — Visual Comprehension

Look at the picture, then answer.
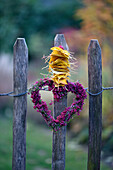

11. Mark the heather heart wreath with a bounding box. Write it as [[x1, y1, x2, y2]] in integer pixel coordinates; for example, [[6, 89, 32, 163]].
[[29, 45, 87, 131], [29, 78, 87, 131]]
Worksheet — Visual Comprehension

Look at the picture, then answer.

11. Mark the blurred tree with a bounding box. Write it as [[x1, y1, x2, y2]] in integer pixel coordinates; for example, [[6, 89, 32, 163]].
[[76, 0, 113, 61], [63, 0, 113, 61], [0, 0, 83, 58], [77, 0, 113, 37]]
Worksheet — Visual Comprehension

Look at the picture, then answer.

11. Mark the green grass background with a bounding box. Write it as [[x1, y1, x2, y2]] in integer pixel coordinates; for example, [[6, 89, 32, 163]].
[[0, 116, 111, 170]]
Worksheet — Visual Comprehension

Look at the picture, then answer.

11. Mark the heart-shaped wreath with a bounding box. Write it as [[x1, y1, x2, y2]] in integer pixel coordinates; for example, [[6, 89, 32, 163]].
[[29, 77, 87, 131]]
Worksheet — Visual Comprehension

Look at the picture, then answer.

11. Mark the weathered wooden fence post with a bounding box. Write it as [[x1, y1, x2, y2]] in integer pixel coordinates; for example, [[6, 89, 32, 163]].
[[88, 39, 102, 170], [52, 34, 69, 170], [13, 38, 28, 170]]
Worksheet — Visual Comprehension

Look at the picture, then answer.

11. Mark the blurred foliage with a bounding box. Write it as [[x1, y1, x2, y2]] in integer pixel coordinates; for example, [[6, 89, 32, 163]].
[[65, 0, 113, 59], [0, 0, 83, 58], [77, 0, 113, 38]]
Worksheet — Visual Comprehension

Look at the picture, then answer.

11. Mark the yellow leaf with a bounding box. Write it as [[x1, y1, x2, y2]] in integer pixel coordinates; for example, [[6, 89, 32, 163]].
[[53, 68, 69, 72], [50, 47, 70, 58]]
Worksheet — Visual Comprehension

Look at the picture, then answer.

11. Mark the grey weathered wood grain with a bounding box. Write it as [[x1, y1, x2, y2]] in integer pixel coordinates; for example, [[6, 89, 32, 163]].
[[87, 39, 102, 170], [52, 34, 68, 170], [13, 38, 28, 170]]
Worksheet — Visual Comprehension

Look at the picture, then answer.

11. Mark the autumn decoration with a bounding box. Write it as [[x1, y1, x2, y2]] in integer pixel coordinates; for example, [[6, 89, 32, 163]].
[[29, 46, 87, 131]]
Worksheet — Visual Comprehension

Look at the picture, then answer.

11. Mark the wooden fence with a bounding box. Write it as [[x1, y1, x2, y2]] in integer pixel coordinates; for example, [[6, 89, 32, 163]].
[[10, 34, 102, 170]]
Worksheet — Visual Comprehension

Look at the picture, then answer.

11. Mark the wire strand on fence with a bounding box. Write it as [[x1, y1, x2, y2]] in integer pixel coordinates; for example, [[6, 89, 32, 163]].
[[0, 92, 14, 96], [85, 87, 113, 96], [0, 86, 113, 97], [0, 91, 28, 97], [0, 87, 48, 97], [0, 87, 113, 97], [84, 88, 104, 96]]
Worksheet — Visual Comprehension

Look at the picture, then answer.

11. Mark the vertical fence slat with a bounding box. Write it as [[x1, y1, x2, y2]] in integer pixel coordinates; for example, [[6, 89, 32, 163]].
[[88, 39, 102, 170], [52, 34, 69, 170], [13, 38, 28, 170]]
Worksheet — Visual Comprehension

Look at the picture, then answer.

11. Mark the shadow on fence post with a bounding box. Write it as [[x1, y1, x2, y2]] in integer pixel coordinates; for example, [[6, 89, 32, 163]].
[[52, 34, 69, 170], [12, 38, 28, 170], [88, 39, 102, 170]]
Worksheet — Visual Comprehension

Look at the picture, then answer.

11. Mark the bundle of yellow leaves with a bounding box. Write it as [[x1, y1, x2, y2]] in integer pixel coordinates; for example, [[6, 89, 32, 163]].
[[49, 46, 70, 86]]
